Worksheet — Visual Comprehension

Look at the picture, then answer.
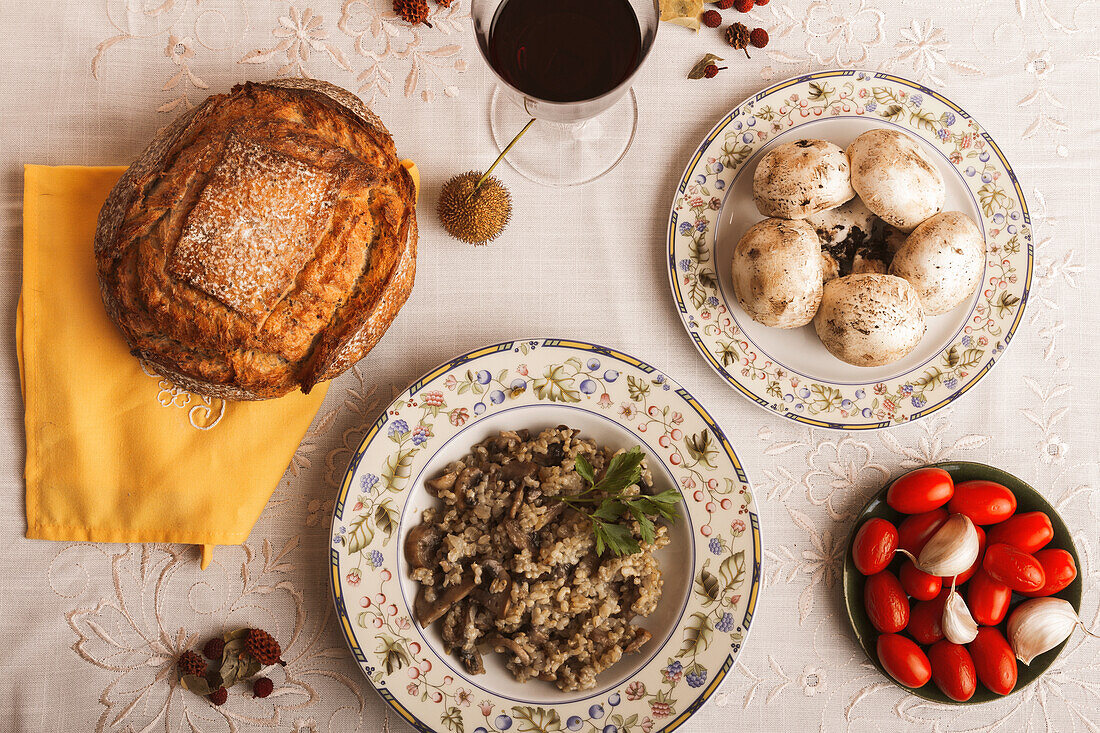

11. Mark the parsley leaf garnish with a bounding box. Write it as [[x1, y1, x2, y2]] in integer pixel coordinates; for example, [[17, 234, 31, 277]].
[[561, 446, 681, 557]]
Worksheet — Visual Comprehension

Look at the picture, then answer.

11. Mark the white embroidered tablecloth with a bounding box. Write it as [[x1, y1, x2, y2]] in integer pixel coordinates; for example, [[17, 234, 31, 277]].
[[2, 1, 1098, 731]]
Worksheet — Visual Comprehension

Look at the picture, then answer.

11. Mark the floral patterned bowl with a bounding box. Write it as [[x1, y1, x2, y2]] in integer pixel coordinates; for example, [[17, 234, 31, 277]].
[[330, 339, 761, 732], [668, 70, 1032, 430], [843, 462, 1083, 703]]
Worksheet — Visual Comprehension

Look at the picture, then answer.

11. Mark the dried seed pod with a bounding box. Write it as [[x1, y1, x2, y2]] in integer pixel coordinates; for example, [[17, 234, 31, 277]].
[[725, 22, 752, 58], [438, 172, 512, 245], [394, 0, 432, 25]]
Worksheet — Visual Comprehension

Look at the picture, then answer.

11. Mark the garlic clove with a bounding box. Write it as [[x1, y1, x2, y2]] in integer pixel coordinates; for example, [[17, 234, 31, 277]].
[[917, 513, 979, 577], [942, 587, 978, 644], [1008, 597, 1079, 665]]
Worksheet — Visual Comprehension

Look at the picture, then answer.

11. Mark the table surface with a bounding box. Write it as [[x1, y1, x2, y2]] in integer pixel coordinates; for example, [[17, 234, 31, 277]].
[[2, 1, 1098, 731]]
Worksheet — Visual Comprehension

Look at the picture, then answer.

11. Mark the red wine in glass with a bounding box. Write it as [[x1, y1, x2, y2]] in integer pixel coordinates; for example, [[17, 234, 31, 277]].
[[486, 0, 643, 104]]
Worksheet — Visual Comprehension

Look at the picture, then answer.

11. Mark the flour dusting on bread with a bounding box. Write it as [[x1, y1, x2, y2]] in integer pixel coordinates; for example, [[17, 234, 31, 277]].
[[169, 135, 339, 326]]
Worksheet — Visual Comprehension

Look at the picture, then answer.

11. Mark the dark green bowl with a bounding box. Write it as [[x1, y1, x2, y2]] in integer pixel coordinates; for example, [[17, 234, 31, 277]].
[[843, 461, 1083, 704]]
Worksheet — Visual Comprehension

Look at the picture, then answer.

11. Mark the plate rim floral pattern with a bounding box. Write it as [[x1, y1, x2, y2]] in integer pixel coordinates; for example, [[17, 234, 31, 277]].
[[329, 339, 761, 733], [667, 69, 1033, 431]]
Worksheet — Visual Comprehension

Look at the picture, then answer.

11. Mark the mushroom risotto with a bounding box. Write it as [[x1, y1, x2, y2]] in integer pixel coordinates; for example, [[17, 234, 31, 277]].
[[404, 427, 672, 691]]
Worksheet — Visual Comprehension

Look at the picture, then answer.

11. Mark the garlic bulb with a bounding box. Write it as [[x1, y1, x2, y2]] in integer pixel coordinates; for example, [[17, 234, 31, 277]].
[[942, 588, 978, 644], [1008, 597, 1080, 665], [915, 513, 979, 577]]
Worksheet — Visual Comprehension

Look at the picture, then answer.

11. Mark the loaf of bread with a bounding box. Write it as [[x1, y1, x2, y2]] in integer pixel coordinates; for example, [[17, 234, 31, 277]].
[[95, 79, 417, 400]]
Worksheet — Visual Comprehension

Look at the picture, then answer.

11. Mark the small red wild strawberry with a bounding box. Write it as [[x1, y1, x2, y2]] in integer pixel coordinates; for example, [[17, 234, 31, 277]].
[[202, 637, 225, 660], [253, 677, 274, 699]]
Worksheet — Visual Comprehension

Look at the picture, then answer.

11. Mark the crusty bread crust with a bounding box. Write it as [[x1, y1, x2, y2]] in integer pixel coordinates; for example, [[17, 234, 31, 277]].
[[94, 79, 417, 400]]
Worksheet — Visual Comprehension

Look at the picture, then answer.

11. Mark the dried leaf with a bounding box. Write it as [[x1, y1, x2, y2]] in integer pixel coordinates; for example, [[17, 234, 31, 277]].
[[223, 628, 249, 643], [180, 674, 213, 696], [220, 637, 247, 686], [659, 0, 702, 30], [241, 658, 262, 682], [205, 667, 224, 690], [688, 53, 724, 80]]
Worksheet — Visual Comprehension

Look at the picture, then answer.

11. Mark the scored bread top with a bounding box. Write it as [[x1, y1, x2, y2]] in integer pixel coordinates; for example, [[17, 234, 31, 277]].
[[95, 80, 417, 400]]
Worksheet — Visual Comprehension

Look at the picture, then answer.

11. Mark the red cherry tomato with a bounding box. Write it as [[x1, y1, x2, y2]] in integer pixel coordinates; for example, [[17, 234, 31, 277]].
[[954, 525, 986, 585], [967, 569, 1012, 625], [864, 570, 910, 633], [900, 560, 942, 601], [887, 468, 954, 514], [928, 640, 978, 702], [1020, 548, 1078, 598], [986, 512, 1054, 553], [968, 627, 1017, 695], [852, 518, 899, 576], [908, 591, 948, 645], [948, 480, 1017, 525], [877, 634, 932, 688], [983, 543, 1046, 593], [897, 509, 949, 556]]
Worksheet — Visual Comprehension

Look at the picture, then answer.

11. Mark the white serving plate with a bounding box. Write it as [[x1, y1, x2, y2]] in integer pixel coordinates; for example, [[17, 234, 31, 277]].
[[330, 339, 761, 732], [668, 70, 1032, 429]]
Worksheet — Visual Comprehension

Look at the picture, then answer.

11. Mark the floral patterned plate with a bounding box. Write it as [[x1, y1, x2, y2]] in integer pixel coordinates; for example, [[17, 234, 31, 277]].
[[330, 339, 760, 733], [669, 70, 1032, 430]]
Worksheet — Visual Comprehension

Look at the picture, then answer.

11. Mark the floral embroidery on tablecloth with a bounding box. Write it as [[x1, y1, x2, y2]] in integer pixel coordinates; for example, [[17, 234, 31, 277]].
[[160, 34, 209, 113], [91, 0, 469, 108], [803, 0, 885, 66], [63, 1, 1100, 731], [239, 6, 353, 78], [55, 542, 369, 733], [338, 0, 469, 103]]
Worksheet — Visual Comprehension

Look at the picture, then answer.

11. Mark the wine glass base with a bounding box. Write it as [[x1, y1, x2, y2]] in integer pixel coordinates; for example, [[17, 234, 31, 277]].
[[489, 86, 639, 188]]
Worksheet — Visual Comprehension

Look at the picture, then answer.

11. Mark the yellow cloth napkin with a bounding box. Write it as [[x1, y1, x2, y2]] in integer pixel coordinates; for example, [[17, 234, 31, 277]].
[[18, 165, 346, 568]]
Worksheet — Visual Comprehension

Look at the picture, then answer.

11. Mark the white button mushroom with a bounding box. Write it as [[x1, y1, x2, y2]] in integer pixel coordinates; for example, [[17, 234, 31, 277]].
[[753, 139, 856, 219], [732, 218, 824, 328], [814, 274, 926, 366], [889, 211, 986, 316], [847, 129, 945, 232]]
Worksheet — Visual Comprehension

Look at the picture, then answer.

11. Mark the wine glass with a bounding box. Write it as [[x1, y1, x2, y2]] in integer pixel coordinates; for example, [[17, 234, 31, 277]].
[[471, 0, 660, 187]]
